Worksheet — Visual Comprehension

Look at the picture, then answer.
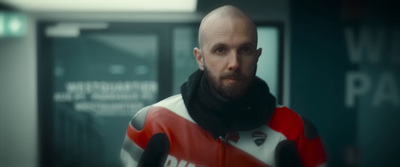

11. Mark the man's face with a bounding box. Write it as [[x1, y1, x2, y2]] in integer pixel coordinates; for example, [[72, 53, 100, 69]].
[[195, 17, 261, 100]]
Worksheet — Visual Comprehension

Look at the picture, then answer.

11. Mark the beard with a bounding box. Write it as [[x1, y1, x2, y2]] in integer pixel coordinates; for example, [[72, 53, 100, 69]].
[[204, 66, 256, 101]]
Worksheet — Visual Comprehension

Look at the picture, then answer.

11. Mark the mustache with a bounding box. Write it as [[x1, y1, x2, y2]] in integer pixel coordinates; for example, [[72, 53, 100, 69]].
[[221, 72, 246, 79]]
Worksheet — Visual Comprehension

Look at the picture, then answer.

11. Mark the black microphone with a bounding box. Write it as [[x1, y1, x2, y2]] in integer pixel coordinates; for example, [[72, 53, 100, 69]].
[[138, 133, 170, 167], [275, 140, 304, 167]]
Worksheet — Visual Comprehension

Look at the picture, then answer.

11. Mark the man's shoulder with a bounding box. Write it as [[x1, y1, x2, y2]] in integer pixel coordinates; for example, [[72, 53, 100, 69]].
[[153, 94, 184, 108], [131, 94, 195, 124], [152, 94, 189, 117], [268, 106, 320, 140], [133, 94, 184, 117], [271, 106, 302, 124]]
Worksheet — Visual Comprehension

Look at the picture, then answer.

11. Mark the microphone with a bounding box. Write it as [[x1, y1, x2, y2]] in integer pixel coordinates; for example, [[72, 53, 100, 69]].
[[275, 140, 303, 167], [138, 133, 170, 167]]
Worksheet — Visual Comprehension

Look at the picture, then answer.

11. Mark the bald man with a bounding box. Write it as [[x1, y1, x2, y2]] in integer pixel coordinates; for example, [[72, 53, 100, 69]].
[[120, 5, 326, 167]]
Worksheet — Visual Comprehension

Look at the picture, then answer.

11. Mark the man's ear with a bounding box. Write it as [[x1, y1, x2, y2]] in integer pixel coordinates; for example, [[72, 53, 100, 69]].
[[256, 48, 262, 61], [194, 47, 204, 70]]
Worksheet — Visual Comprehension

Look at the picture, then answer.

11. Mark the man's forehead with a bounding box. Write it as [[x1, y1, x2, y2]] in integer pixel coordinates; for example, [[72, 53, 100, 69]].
[[207, 15, 249, 29], [206, 38, 255, 50], [202, 18, 256, 45], [201, 9, 252, 30], [206, 29, 255, 42]]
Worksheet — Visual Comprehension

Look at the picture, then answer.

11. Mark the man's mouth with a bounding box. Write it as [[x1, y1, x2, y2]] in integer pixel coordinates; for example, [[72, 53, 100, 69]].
[[223, 77, 243, 83]]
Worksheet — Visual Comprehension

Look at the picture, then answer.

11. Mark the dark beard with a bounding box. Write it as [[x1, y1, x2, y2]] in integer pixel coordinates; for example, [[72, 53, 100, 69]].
[[204, 67, 255, 101]]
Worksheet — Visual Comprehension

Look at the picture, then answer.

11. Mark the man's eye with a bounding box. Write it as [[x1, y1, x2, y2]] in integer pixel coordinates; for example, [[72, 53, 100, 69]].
[[215, 47, 227, 54], [240, 47, 252, 54]]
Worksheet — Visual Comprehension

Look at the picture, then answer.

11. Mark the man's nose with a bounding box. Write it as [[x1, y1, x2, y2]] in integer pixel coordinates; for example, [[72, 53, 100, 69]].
[[227, 51, 240, 70]]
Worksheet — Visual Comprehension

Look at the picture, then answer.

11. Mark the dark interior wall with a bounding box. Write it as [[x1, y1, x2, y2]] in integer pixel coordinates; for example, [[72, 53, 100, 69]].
[[290, 0, 400, 166]]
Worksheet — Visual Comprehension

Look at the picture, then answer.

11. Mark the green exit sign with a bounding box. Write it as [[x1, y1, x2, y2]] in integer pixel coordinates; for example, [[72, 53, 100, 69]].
[[0, 12, 26, 37]]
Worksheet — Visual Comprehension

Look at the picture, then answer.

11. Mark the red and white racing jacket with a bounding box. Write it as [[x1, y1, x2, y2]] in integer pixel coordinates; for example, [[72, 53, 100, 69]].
[[121, 94, 326, 167]]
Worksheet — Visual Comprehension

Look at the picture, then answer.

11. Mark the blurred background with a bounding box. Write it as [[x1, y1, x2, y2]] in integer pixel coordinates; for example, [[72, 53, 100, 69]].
[[0, 0, 399, 166]]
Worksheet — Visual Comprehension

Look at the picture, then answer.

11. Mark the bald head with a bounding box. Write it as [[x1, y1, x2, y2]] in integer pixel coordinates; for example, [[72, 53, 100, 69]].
[[198, 5, 257, 49]]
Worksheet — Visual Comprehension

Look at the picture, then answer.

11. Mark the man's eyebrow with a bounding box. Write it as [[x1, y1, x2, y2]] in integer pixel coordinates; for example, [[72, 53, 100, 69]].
[[210, 42, 255, 49], [210, 42, 228, 49], [239, 42, 255, 48]]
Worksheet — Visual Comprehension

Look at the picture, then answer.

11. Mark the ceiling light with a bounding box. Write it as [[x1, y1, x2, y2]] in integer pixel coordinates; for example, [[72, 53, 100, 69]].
[[2, 0, 197, 12]]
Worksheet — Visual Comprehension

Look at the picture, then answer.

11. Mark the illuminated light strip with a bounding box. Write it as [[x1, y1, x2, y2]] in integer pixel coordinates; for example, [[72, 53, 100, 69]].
[[1, 0, 197, 12], [45, 22, 109, 37], [0, 13, 4, 36]]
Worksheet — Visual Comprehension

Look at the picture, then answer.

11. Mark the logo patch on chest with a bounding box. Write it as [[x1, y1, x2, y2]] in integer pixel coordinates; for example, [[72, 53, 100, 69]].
[[252, 131, 267, 146]]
